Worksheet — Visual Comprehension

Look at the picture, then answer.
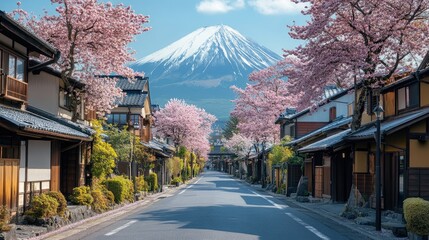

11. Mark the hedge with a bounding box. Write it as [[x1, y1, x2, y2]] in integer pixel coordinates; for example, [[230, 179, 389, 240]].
[[46, 191, 67, 217], [145, 172, 158, 192], [103, 176, 134, 203], [70, 186, 94, 206], [26, 194, 59, 219], [403, 197, 429, 236]]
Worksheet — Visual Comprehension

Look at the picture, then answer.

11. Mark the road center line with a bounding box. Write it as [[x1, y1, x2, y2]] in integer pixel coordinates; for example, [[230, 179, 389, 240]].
[[250, 191, 287, 210], [285, 213, 330, 240], [105, 220, 137, 236], [179, 178, 202, 195]]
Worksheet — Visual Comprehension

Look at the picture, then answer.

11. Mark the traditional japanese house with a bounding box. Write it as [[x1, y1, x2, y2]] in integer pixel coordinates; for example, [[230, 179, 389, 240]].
[[276, 87, 354, 198], [0, 11, 93, 216], [105, 76, 153, 177], [345, 58, 429, 210]]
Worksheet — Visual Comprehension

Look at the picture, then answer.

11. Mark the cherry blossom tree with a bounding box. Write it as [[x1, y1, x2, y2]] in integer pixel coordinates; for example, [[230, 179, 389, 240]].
[[231, 63, 292, 186], [224, 133, 253, 159], [154, 99, 216, 154], [231, 62, 293, 149], [154, 98, 216, 178], [282, 0, 429, 129], [13, 0, 150, 121]]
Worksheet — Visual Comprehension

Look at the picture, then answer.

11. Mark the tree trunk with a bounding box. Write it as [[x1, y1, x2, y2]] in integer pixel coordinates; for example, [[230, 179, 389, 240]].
[[190, 153, 194, 178], [351, 86, 368, 131]]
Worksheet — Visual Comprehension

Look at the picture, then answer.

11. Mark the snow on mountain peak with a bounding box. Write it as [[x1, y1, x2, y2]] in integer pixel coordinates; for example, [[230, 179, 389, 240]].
[[129, 25, 282, 120], [132, 25, 281, 72]]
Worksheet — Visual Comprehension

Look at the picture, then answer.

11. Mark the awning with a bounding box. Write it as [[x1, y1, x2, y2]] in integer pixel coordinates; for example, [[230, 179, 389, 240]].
[[298, 129, 351, 153], [0, 105, 91, 141], [346, 108, 429, 140]]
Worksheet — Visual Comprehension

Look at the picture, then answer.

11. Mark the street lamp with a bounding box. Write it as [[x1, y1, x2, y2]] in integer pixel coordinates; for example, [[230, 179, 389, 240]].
[[373, 97, 384, 231], [129, 119, 140, 201]]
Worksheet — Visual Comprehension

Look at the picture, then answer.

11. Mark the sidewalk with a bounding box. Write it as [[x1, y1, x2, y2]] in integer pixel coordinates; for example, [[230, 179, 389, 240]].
[[241, 181, 408, 240], [15, 181, 191, 240]]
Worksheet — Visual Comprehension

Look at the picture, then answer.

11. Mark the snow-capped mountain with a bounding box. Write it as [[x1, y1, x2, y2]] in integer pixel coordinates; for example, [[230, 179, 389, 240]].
[[130, 25, 282, 119]]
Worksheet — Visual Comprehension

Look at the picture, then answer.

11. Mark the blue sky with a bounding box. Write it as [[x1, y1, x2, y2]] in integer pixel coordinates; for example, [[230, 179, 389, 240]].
[[1, 0, 308, 59]]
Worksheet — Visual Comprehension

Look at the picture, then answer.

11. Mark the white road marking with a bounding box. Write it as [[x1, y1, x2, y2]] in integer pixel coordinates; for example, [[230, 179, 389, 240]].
[[285, 213, 330, 240], [250, 191, 288, 210], [105, 220, 137, 236], [179, 178, 202, 195]]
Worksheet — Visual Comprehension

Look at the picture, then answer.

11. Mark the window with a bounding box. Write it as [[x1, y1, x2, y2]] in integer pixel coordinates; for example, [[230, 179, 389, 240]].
[[8, 55, 24, 81], [0, 145, 19, 159], [290, 125, 295, 139], [129, 114, 140, 127], [106, 113, 128, 126], [366, 91, 378, 115], [59, 89, 72, 109], [329, 107, 336, 122], [397, 83, 418, 111]]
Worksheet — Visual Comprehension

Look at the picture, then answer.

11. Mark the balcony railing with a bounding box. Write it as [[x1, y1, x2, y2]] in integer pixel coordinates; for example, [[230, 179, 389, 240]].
[[1, 76, 28, 102]]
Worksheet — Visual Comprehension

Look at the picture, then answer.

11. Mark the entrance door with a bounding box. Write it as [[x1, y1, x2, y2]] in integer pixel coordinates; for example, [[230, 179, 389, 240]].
[[60, 146, 79, 198], [333, 150, 353, 202], [384, 152, 405, 210]]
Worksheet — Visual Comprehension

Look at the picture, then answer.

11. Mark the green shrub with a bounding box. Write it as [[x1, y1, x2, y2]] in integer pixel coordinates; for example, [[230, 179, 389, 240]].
[[46, 191, 67, 217], [103, 176, 134, 204], [136, 176, 149, 192], [70, 186, 93, 206], [26, 194, 59, 219], [171, 177, 182, 185], [403, 197, 429, 235], [91, 189, 110, 213], [276, 184, 286, 194], [0, 206, 11, 232], [92, 178, 115, 205], [145, 172, 158, 192], [103, 190, 115, 205]]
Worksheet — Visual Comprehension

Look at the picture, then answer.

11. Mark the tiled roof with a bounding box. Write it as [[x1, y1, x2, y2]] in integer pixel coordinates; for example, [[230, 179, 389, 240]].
[[0, 105, 91, 140], [298, 129, 351, 153], [323, 85, 343, 99], [27, 106, 94, 136], [142, 139, 175, 157], [347, 108, 429, 140], [118, 93, 147, 107], [0, 11, 58, 57], [277, 87, 351, 122], [288, 116, 352, 146], [116, 77, 147, 91]]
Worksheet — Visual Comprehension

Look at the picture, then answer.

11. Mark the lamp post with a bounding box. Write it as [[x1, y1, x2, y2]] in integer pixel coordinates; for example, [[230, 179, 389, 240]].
[[129, 120, 139, 201], [373, 97, 384, 231]]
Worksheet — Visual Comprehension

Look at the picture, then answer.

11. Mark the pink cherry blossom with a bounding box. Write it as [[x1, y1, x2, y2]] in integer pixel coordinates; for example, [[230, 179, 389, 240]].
[[283, 0, 429, 129], [231, 61, 293, 149], [13, 0, 150, 120], [153, 99, 216, 159]]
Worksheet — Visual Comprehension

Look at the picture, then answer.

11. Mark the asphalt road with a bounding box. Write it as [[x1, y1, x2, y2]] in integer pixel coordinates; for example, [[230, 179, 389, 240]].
[[68, 171, 367, 240]]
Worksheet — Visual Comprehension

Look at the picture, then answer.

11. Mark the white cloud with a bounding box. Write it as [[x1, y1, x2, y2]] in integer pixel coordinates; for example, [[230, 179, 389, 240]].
[[248, 0, 307, 15], [196, 0, 245, 14]]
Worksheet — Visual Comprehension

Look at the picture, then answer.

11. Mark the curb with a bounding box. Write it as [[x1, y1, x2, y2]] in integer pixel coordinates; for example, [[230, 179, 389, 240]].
[[28, 179, 195, 240], [235, 178, 395, 240]]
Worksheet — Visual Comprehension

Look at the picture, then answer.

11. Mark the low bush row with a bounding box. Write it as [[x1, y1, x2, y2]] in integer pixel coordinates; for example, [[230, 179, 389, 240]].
[[24, 173, 161, 220], [25, 191, 67, 219]]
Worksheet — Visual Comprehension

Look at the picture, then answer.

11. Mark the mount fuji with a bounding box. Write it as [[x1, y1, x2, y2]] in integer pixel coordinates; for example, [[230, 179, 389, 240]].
[[130, 25, 282, 120]]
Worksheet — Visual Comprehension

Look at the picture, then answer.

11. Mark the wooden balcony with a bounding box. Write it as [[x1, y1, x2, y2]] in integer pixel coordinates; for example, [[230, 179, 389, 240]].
[[1, 76, 28, 102]]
